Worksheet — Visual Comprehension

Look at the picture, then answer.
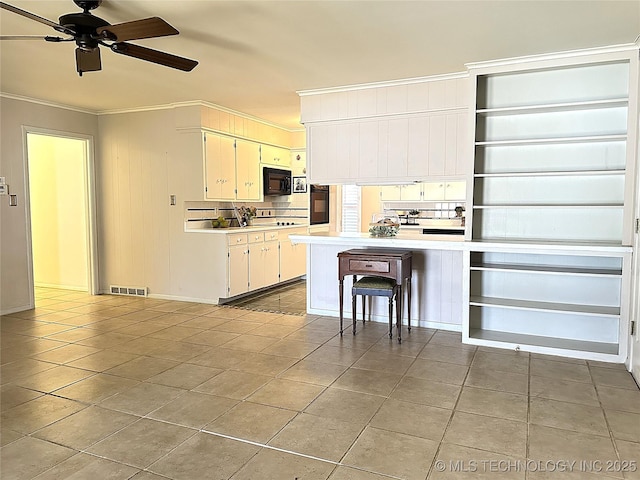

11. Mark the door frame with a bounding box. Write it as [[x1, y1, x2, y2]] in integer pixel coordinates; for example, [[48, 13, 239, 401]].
[[630, 113, 640, 382], [22, 126, 99, 301]]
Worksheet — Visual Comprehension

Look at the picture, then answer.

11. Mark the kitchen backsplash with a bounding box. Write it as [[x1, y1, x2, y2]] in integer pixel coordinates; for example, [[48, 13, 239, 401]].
[[382, 201, 466, 220], [185, 195, 309, 229]]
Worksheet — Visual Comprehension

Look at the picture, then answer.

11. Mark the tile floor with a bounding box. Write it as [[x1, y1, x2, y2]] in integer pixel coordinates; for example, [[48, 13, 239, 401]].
[[1, 286, 639, 480], [226, 280, 307, 315]]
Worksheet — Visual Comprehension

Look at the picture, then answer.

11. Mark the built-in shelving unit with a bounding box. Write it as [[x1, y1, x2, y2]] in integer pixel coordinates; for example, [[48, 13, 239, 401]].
[[464, 48, 638, 361]]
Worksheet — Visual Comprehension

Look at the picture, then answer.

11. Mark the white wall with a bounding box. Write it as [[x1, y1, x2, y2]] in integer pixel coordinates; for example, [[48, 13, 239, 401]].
[[0, 97, 98, 314], [97, 105, 303, 302], [0, 98, 314, 310], [27, 134, 88, 290]]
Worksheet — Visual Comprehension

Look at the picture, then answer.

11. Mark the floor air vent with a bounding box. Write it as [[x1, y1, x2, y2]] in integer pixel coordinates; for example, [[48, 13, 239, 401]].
[[109, 285, 148, 297]]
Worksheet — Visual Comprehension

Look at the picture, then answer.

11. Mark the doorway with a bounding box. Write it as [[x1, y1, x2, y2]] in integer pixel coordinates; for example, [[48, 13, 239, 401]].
[[25, 129, 98, 297]]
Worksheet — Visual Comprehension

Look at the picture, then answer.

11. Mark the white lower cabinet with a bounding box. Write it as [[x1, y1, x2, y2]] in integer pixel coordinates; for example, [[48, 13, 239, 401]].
[[228, 244, 249, 297], [280, 228, 307, 281], [249, 232, 280, 290], [227, 234, 249, 297], [211, 228, 306, 302]]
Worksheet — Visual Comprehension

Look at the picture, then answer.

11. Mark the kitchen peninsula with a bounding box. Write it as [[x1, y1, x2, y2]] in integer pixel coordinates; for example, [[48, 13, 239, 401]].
[[290, 231, 466, 331], [291, 231, 632, 364]]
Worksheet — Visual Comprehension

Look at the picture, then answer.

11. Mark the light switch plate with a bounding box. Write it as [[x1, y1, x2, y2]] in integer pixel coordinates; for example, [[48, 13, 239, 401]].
[[0, 177, 6, 184], [0, 184, 8, 195]]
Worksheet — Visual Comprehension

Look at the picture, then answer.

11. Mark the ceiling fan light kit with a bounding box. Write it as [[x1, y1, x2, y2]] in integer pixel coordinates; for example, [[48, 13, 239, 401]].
[[0, 0, 198, 75]]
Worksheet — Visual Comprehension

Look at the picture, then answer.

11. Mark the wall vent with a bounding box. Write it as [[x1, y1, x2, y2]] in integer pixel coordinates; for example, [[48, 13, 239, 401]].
[[109, 285, 148, 297]]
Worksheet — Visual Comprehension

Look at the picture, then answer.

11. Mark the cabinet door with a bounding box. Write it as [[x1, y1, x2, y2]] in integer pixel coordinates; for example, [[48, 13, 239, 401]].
[[228, 244, 249, 297], [444, 181, 466, 200], [401, 184, 422, 200], [387, 118, 409, 178], [422, 181, 445, 201], [236, 139, 261, 201], [407, 116, 430, 178], [281, 241, 306, 281], [249, 245, 264, 291], [261, 144, 290, 168], [204, 133, 236, 200], [427, 115, 447, 176], [380, 185, 402, 201], [263, 240, 280, 286]]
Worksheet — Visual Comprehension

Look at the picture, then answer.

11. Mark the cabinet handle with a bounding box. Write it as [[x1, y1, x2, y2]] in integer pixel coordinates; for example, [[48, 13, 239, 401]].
[[237, 238, 242, 243]]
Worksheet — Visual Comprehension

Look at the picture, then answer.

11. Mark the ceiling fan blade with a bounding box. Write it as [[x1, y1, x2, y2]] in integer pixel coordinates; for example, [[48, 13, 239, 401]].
[[0, 35, 72, 42], [76, 47, 102, 75], [97, 17, 178, 42], [110, 42, 198, 72], [0, 1, 75, 35]]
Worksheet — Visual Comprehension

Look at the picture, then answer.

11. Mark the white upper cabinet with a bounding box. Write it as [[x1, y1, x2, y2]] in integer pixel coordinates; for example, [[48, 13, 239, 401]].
[[235, 139, 261, 201], [301, 75, 470, 184], [204, 132, 236, 201], [261, 144, 291, 168], [422, 181, 466, 201]]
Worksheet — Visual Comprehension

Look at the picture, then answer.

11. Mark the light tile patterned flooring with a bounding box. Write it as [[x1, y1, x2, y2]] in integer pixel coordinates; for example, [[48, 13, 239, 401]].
[[226, 280, 307, 315], [1, 286, 639, 480]]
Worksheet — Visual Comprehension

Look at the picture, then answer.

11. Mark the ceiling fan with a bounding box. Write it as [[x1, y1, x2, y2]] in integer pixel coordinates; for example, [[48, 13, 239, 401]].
[[0, 0, 198, 75]]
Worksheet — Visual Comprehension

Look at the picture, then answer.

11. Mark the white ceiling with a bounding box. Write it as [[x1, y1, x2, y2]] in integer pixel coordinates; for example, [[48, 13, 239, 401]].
[[1, 1, 639, 130]]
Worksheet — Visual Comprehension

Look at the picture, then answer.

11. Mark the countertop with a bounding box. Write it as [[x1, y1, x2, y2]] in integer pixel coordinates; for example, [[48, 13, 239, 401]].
[[289, 232, 633, 255], [185, 223, 308, 234], [290, 231, 466, 250]]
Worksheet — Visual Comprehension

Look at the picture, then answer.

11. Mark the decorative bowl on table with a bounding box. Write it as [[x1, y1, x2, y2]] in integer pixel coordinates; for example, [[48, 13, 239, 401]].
[[369, 213, 400, 237]]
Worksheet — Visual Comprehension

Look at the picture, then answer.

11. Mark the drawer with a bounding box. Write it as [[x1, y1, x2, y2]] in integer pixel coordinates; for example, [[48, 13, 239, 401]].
[[264, 231, 279, 242], [348, 259, 390, 273], [228, 233, 248, 246], [249, 232, 265, 244]]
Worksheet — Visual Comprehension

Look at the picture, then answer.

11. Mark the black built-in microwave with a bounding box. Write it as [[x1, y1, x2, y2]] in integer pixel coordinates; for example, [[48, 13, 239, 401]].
[[263, 167, 292, 196]]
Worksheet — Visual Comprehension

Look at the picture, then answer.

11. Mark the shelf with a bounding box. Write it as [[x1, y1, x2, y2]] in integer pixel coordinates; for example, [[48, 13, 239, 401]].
[[469, 296, 620, 317], [475, 134, 627, 147], [468, 329, 618, 355], [470, 263, 622, 277], [472, 203, 623, 209], [474, 169, 625, 178], [469, 239, 630, 254], [476, 98, 628, 116]]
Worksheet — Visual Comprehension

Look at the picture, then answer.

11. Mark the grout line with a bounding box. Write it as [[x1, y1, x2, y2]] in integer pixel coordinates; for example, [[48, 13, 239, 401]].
[[200, 428, 341, 466]]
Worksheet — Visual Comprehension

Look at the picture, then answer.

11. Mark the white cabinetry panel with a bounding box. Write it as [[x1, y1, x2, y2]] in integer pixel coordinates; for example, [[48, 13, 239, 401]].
[[301, 75, 470, 184]]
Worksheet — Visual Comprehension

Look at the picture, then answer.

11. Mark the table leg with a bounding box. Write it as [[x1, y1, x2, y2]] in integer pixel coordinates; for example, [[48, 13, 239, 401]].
[[396, 285, 402, 343], [339, 278, 344, 336], [407, 277, 412, 332], [352, 291, 357, 335]]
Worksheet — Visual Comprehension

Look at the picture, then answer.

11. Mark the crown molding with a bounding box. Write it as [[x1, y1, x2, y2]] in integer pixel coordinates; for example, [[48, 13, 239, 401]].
[[98, 100, 299, 132], [0, 94, 299, 132], [297, 71, 469, 97], [0, 92, 97, 115], [465, 43, 639, 70]]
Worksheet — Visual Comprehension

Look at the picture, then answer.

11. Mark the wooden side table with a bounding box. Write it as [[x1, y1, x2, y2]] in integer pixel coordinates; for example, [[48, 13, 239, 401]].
[[337, 248, 413, 341]]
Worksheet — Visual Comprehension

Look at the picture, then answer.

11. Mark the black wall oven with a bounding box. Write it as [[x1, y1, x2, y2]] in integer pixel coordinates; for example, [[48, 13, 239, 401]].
[[263, 167, 292, 196], [310, 184, 330, 225]]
